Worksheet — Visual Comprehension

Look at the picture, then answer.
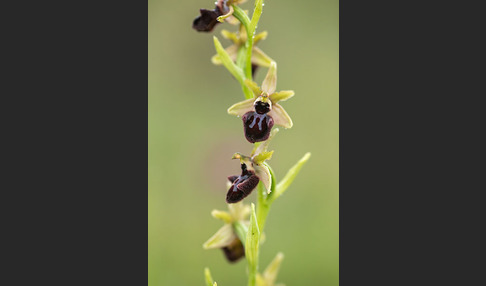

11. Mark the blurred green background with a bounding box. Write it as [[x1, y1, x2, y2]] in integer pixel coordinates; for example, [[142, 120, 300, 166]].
[[148, 0, 338, 285]]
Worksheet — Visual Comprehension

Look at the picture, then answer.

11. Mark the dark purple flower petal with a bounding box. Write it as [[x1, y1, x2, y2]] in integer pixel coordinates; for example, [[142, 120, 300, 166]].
[[227, 175, 239, 183], [242, 111, 274, 143], [221, 237, 245, 262], [192, 0, 230, 32], [226, 163, 260, 203], [192, 8, 222, 32]]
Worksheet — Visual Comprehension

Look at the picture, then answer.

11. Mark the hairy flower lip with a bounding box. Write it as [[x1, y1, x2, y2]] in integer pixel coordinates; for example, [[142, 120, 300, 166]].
[[242, 111, 274, 143], [193, 8, 223, 32], [192, 0, 232, 32], [226, 163, 260, 203]]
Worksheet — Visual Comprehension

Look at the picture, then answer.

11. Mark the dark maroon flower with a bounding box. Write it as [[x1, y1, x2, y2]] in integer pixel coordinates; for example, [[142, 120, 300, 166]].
[[242, 111, 274, 143], [221, 237, 245, 262], [192, 0, 230, 32], [227, 62, 294, 135], [226, 163, 260, 203]]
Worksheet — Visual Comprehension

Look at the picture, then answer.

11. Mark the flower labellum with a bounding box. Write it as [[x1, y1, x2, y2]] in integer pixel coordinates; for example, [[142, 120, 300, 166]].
[[192, 0, 230, 32], [221, 237, 245, 262], [242, 112, 274, 143], [242, 98, 274, 143], [226, 163, 260, 203]]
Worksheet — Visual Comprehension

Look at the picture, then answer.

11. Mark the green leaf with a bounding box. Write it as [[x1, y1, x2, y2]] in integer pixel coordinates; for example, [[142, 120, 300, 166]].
[[204, 268, 214, 286], [213, 36, 245, 85], [269, 152, 311, 203], [246, 203, 260, 268]]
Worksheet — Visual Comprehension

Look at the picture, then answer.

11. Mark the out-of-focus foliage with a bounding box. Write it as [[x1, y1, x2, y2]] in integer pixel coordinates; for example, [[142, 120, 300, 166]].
[[148, 0, 338, 285]]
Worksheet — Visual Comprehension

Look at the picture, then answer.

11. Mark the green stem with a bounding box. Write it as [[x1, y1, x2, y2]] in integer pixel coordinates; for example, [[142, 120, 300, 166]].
[[256, 182, 270, 232], [247, 183, 269, 286], [231, 5, 254, 99], [232, 1, 265, 87], [246, 0, 264, 79]]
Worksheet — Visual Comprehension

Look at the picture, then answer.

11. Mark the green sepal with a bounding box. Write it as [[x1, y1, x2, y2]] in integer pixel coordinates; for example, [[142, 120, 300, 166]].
[[268, 103, 293, 129], [262, 61, 277, 95], [269, 90, 294, 103], [227, 98, 254, 117], [253, 31, 268, 44], [211, 209, 233, 223], [228, 201, 251, 221], [252, 46, 273, 68], [269, 152, 311, 203], [221, 29, 239, 44], [202, 224, 236, 249]]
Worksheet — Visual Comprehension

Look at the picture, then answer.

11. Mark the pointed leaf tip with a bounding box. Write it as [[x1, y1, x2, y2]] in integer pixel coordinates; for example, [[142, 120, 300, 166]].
[[204, 267, 214, 286]]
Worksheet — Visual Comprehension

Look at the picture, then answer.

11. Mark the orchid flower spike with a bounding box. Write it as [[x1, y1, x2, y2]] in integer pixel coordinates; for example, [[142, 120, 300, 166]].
[[227, 62, 294, 143]]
